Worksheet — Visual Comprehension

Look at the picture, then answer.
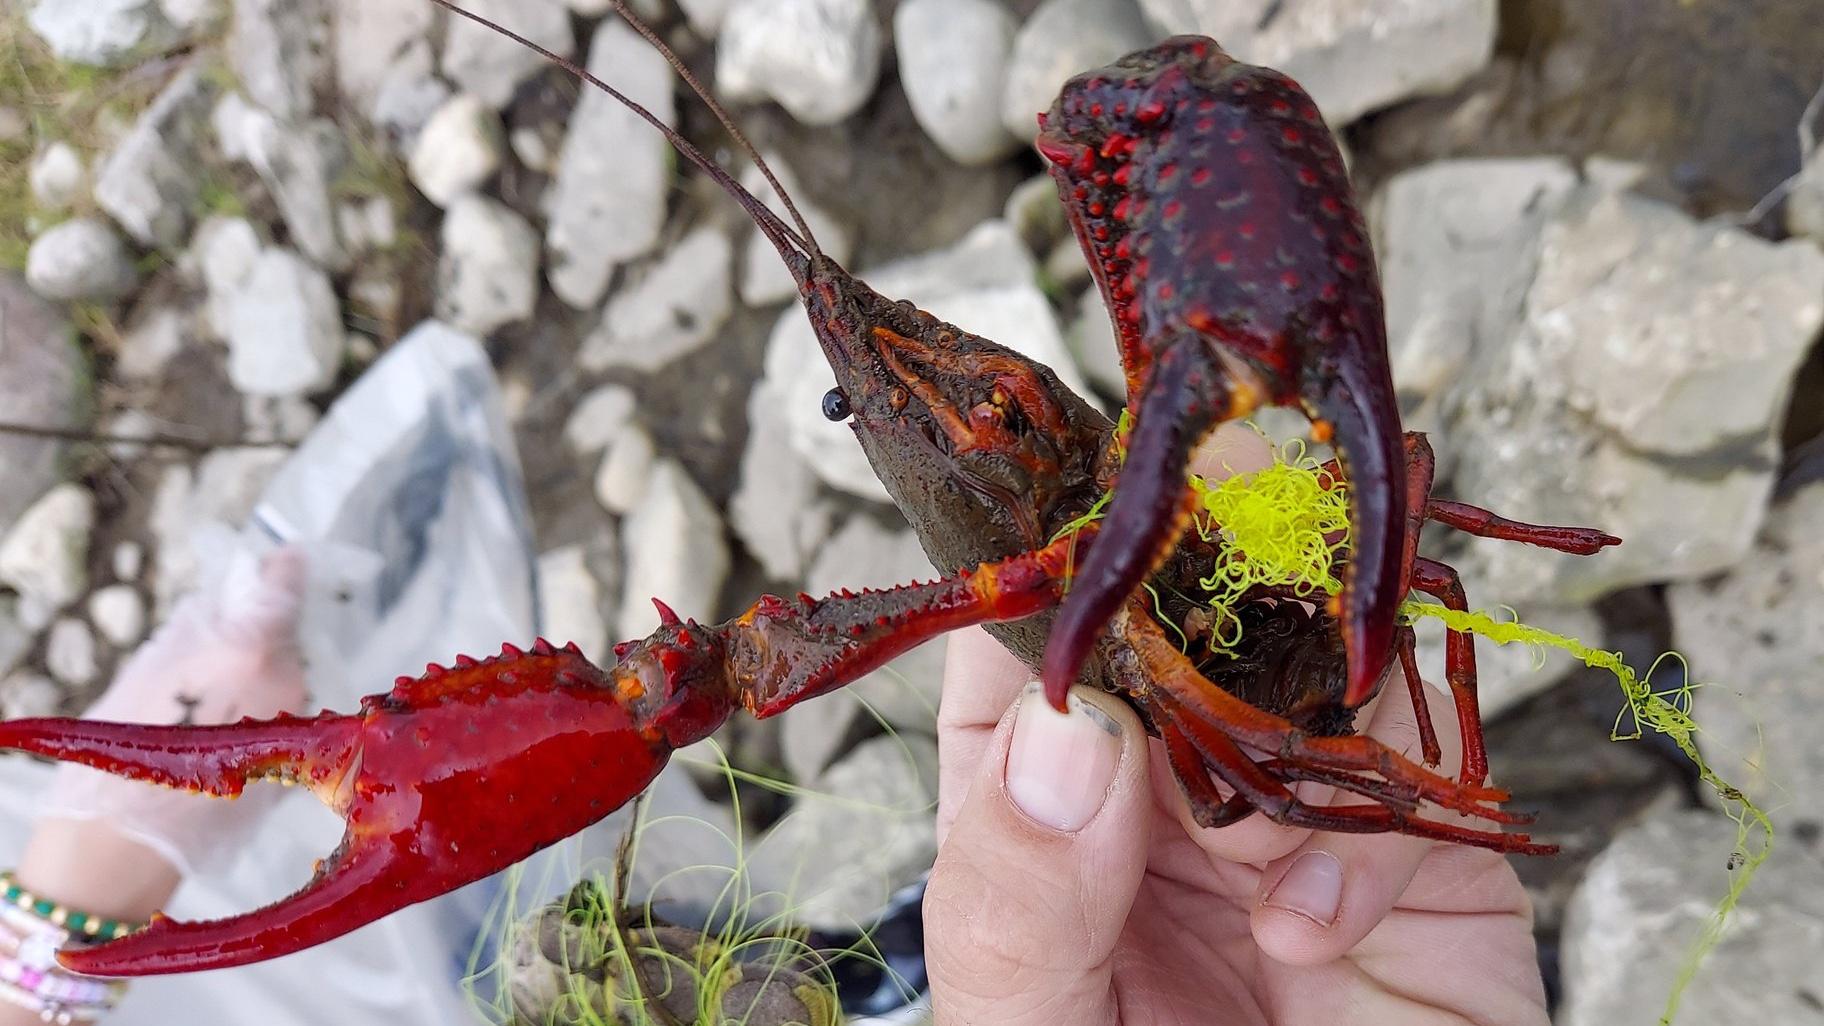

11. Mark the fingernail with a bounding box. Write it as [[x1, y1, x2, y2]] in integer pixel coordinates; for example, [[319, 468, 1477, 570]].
[[1263, 850, 1344, 926], [1005, 683, 1123, 832]]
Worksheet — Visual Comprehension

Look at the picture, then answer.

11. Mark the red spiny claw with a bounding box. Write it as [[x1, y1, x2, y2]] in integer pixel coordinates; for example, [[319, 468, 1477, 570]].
[[0, 643, 721, 975]]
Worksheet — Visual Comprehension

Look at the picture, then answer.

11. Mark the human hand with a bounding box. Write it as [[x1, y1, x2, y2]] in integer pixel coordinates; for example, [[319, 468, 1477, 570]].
[[922, 427, 1548, 1026]]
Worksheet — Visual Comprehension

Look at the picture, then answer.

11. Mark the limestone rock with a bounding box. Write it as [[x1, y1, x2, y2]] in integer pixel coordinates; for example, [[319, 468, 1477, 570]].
[[28, 142, 85, 211], [230, 0, 328, 121], [45, 618, 98, 687], [0, 484, 94, 616], [440, 0, 573, 110], [563, 385, 637, 456], [1001, 0, 1151, 141], [0, 278, 87, 539], [717, 0, 883, 127], [738, 158, 853, 306], [594, 424, 656, 517], [580, 227, 733, 373], [435, 194, 539, 337], [407, 93, 502, 208], [537, 546, 608, 664], [895, 0, 1020, 165], [616, 461, 729, 641], [25, 218, 138, 301], [88, 585, 147, 648], [93, 63, 218, 250], [225, 247, 345, 396], [729, 379, 835, 582], [26, 0, 178, 66]]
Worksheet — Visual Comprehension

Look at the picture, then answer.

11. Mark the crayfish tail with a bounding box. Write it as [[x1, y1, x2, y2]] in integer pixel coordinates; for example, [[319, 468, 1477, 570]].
[[0, 714, 360, 804]]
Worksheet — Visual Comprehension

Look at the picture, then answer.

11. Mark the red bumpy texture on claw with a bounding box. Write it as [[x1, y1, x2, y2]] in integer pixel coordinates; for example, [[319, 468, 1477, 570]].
[[1034, 36, 1406, 710]]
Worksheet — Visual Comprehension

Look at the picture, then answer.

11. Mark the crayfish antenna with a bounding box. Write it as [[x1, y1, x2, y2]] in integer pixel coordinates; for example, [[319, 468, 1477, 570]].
[[425, 0, 816, 287]]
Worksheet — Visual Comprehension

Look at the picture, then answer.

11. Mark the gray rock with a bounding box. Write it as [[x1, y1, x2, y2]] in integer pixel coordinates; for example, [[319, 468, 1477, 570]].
[[225, 247, 345, 396], [26, 0, 177, 66], [764, 220, 1086, 500], [1560, 809, 1824, 1026], [188, 214, 262, 339], [717, 0, 883, 127], [370, 43, 449, 140], [88, 585, 147, 648], [149, 450, 288, 615], [738, 157, 853, 306], [1066, 286, 1131, 399], [1003, 173, 1068, 255], [93, 63, 218, 250], [563, 385, 637, 455], [116, 305, 187, 381], [235, 112, 351, 271], [1412, 603, 1603, 721], [544, 18, 674, 309], [895, 0, 1020, 165], [537, 545, 608, 664], [45, 618, 98, 687], [0, 278, 87, 538], [748, 734, 938, 930], [1001, 0, 1151, 141], [440, 0, 573, 110], [435, 194, 539, 337], [807, 517, 944, 732], [730, 379, 836, 582], [333, 0, 433, 118], [778, 687, 861, 786], [230, 0, 328, 121], [616, 461, 729, 641], [1668, 482, 1824, 851], [1374, 158, 1580, 409], [1789, 143, 1824, 243], [25, 218, 139, 301], [580, 226, 733, 372], [1447, 189, 1824, 605], [0, 673, 60, 721], [0, 484, 94, 616], [594, 423, 656, 517], [407, 93, 502, 208], [28, 142, 85, 211]]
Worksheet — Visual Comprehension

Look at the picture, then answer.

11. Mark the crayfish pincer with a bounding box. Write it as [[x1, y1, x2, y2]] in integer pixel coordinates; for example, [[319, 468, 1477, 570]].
[[0, 0, 1622, 978]]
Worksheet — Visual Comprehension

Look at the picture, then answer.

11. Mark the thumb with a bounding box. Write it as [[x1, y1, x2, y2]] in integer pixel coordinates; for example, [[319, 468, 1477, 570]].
[[925, 683, 1151, 1026]]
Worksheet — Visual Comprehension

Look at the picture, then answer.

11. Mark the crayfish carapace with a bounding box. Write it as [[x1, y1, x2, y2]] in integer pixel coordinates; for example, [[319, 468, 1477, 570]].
[[0, 3, 1617, 976]]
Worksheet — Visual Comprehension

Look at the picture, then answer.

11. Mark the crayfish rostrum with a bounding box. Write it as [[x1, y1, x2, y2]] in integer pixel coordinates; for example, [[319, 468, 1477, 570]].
[[0, 1, 1621, 976]]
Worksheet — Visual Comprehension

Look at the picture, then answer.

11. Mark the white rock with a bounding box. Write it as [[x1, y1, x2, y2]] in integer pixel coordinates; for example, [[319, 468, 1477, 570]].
[[764, 220, 1087, 500], [28, 142, 85, 211], [537, 546, 607, 663], [717, 0, 883, 126], [0, 673, 60, 721], [738, 157, 855, 306], [45, 618, 98, 687], [230, 0, 329, 121], [116, 304, 187, 380], [440, 0, 573, 109], [87, 585, 146, 647], [112, 542, 145, 583], [1001, 0, 1151, 140], [333, 0, 433, 116], [93, 64, 218, 250], [26, 0, 177, 66], [1789, 143, 1824, 243], [807, 517, 946, 730], [435, 194, 540, 337], [581, 227, 734, 372], [189, 214, 262, 338], [1560, 810, 1824, 1026], [1448, 188, 1824, 604], [1374, 158, 1580, 406], [895, 0, 1020, 165], [0, 601, 28, 680], [778, 686, 861, 785], [1668, 482, 1824, 849], [25, 218, 139, 301], [236, 112, 351, 271], [544, 18, 675, 309], [159, 0, 224, 34], [371, 42, 449, 139], [407, 94, 502, 208], [1411, 603, 1602, 720], [0, 484, 94, 614], [594, 424, 657, 516], [0, 279, 87, 540], [564, 385, 638, 455], [226, 247, 345, 396], [730, 380, 836, 581], [677, 0, 731, 35], [149, 450, 287, 615], [616, 461, 729, 640], [747, 734, 938, 929], [1066, 286, 1131, 398]]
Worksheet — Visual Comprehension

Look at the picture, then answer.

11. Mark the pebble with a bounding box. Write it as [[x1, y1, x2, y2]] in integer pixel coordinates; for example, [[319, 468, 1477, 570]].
[[28, 142, 85, 211], [738, 158, 853, 306], [407, 93, 503, 208], [580, 226, 733, 373], [895, 0, 1021, 165], [717, 0, 883, 126], [230, 0, 329, 120], [1000, 0, 1151, 141], [189, 214, 262, 339], [544, 18, 675, 309], [0, 278, 88, 547], [0, 602, 27, 680], [594, 424, 657, 516], [25, 0, 177, 66], [615, 461, 728, 641], [93, 64, 218, 250], [237, 112, 352, 272], [1788, 143, 1824, 242], [115, 305, 188, 380], [729, 380, 836, 582], [0, 484, 94, 616], [25, 218, 139, 301], [440, 0, 574, 111], [435, 194, 540, 337], [563, 385, 637, 455], [112, 542, 144, 583], [332, 0, 433, 118], [45, 618, 98, 688], [225, 247, 345, 396], [536, 546, 608, 663], [0, 673, 60, 722]]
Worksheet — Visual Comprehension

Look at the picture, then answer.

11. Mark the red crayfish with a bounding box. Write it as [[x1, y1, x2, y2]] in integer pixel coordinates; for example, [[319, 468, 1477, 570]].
[[0, 2, 1620, 976]]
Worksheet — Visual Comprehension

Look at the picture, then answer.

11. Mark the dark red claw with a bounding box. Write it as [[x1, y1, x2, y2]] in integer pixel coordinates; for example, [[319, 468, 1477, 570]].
[[1040, 341, 1232, 709]]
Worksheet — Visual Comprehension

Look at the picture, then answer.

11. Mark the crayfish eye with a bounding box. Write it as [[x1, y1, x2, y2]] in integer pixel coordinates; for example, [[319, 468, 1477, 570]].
[[821, 388, 852, 421]]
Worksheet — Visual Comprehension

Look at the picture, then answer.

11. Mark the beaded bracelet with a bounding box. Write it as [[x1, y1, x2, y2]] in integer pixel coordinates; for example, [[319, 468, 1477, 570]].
[[0, 906, 128, 1024], [0, 873, 142, 944]]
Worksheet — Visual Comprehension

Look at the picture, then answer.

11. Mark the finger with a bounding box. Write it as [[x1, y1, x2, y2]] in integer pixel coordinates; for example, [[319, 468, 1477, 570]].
[[937, 627, 1033, 843], [926, 684, 1151, 1026], [1250, 666, 1461, 964]]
